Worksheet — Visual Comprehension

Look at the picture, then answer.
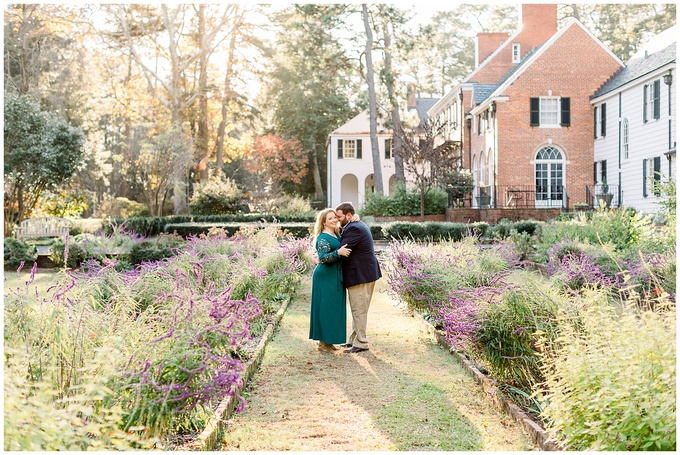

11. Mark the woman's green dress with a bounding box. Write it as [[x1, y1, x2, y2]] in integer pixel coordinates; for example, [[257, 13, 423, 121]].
[[309, 232, 347, 344]]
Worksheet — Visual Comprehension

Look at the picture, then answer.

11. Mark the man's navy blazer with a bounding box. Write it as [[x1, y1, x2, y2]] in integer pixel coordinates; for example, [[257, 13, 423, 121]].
[[339, 220, 382, 288]]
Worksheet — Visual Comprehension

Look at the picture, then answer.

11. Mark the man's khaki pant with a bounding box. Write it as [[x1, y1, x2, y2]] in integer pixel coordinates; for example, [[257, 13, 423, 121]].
[[346, 281, 375, 349]]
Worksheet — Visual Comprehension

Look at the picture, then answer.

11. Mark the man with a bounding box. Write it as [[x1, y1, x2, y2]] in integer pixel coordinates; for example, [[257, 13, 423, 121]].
[[335, 201, 382, 354]]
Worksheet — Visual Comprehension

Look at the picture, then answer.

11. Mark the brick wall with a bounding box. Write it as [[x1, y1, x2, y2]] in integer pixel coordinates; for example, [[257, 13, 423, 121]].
[[492, 22, 623, 204]]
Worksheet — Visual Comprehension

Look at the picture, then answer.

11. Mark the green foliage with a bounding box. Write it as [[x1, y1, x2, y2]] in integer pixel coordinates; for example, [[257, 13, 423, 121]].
[[539, 302, 676, 450], [165, 222, 312, 239], [128, 233, 185, 265], [488, 219, 541, 239], [369, 224, 386, 240], [442, 169, 474, 200], [4, 229, 309, 449], [474, 275, 566, 390], [34, 186, 92, 218], [189, 176, 248, 215], [4, 94, 85, 234], [383, 221, 488, 242], [535, 209, 654, 261], [4, 238, 37, 269], [271, 195, 314, 217], [101, 213, 317, 237], [361, 184, 447, 216], [266, 4, 356, 196], [94, 197, 151, 218]]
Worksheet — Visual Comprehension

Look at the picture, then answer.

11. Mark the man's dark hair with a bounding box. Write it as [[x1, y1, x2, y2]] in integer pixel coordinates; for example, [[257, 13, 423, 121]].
[[335, 201, 355, 215]]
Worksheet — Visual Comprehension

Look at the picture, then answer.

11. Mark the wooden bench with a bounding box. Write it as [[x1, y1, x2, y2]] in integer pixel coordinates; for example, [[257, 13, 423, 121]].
[[15, 217, 70, 240]]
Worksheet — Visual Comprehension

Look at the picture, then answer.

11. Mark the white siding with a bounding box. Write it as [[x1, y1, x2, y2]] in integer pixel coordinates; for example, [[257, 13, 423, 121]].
[[327, 133, 395, 210], [594, 65, 676, 214]]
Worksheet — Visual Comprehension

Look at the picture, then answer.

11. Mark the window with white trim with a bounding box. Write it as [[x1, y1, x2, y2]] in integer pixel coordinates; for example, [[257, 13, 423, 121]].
[[539, 97, 559, 126], [594, 103, 606, 138], [643, 80, 661, 123], [512, 43, 520, 63], [337, 138, 362, 159], [384, 138, 393, 159], [530, 97, 570, 127]]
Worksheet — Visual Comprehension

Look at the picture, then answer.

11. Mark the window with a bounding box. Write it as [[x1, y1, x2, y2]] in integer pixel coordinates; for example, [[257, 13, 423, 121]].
[[530, 97, 570, 127], [623, 118, 629, 159], [594, 103, 607, 138], [643, 80, 661, 123], [337, 139, 362, 159], [384, 138, 393, 159], [535, 146, 564, 205], [512, 43, 520, 63], [601, 103, 606, 137], [642, 156, 662, 197], [653, 156, 662, 196]]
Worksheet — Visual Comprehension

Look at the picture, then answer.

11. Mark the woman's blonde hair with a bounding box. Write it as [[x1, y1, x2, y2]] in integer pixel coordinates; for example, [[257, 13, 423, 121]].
[[313, 208, 338, 240]]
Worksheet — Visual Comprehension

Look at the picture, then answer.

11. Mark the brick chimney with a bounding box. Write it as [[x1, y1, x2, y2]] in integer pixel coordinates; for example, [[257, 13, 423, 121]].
[[476, 32, 509, 67], [518, 4, 557, 48]]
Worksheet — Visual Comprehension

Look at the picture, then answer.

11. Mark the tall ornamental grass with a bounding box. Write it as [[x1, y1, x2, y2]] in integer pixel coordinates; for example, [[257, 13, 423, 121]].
[[385, 207, 675, 449], [538, 299, 676, 450], [4, 227, 311, 450]]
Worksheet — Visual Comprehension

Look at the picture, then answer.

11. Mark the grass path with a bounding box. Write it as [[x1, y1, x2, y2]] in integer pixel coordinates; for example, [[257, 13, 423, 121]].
[[219, 275, 534, 451]]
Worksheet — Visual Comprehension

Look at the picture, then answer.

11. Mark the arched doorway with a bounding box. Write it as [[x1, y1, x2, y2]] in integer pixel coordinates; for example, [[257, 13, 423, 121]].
[[340, 174, 359, 207], [365, 174, 375, 193], [534, 145, 565, 207]]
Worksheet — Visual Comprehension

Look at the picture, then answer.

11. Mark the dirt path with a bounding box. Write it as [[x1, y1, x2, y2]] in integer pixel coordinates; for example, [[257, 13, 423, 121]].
[[219, 275, 534, 451]]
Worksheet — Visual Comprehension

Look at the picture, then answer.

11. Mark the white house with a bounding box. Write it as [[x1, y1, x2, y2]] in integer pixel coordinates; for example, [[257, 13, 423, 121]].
[[327, 97, 439, 210], [591, 25, 676, 213]]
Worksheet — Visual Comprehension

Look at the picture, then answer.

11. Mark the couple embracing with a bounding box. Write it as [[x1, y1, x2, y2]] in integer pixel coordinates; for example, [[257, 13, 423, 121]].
[[309, 202, 382, 354]]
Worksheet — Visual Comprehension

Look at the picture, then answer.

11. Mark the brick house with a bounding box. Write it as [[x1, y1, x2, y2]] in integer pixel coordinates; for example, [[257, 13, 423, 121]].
[[591, 26, 676, 214], [429, 4, 624, 217]]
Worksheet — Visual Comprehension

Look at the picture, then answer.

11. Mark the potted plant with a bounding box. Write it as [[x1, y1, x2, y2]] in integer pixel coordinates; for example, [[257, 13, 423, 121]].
[[476, 185, 491, 208], [597, 177, 613, 208], [442, 169, 473, 208]]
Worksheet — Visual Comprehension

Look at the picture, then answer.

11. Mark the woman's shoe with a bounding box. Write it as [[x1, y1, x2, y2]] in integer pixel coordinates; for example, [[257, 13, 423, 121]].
[[318, 341, 337, 352]]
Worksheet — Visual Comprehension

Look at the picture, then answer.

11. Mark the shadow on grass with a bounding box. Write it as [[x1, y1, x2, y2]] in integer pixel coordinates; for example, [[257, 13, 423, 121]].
[[261, 293, 485, 451]]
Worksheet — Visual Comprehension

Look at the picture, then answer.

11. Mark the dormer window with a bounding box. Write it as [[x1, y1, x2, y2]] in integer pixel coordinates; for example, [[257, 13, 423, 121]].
[[512, 44, 521, 63]]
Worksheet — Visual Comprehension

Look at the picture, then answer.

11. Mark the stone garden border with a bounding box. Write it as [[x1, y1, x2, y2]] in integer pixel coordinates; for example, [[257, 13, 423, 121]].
[[414, 313, 562, 451], [180, 295, 293, 451]]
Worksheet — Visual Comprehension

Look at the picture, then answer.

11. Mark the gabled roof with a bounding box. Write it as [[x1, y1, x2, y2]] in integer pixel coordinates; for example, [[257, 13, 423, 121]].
[[412, 98, 440, 121], [472, 84, 498, 105], [474, 18, 624, 110], [331, 98, 440, 135], [593, 28, 676, 98]]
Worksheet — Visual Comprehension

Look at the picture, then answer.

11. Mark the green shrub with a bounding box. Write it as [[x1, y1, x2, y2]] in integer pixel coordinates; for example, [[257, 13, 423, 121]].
[[539, 302, 676, 451], [271, 195, 314, 217], [369, 224, 386, 240], [48, 237, 88, 268], [129, 233, 185, 265], [536, 210, 654, 261], [361, 183, 447, 216], [4, 238, 37, 269], [165, 222, 312, 239], [383, 221, 488, 242], [474, 274, 567, 390], [189, 177, 248, 215]]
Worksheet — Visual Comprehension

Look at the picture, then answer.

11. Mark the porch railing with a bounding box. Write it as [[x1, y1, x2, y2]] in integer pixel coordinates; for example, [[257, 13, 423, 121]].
[[492, 185, 566, 209], [586, 184, 621, 208]]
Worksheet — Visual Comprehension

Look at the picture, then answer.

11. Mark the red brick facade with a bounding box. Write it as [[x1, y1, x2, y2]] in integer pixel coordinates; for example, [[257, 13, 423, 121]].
[[464, 5, 622, 206]]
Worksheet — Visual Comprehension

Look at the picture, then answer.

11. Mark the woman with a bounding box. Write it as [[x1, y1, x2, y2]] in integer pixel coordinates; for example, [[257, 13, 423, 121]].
[[309, 208, 351, 352]]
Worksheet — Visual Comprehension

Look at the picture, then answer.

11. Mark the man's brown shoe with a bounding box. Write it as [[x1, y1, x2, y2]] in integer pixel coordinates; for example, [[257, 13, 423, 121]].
[[343, 346, 368, 354]]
